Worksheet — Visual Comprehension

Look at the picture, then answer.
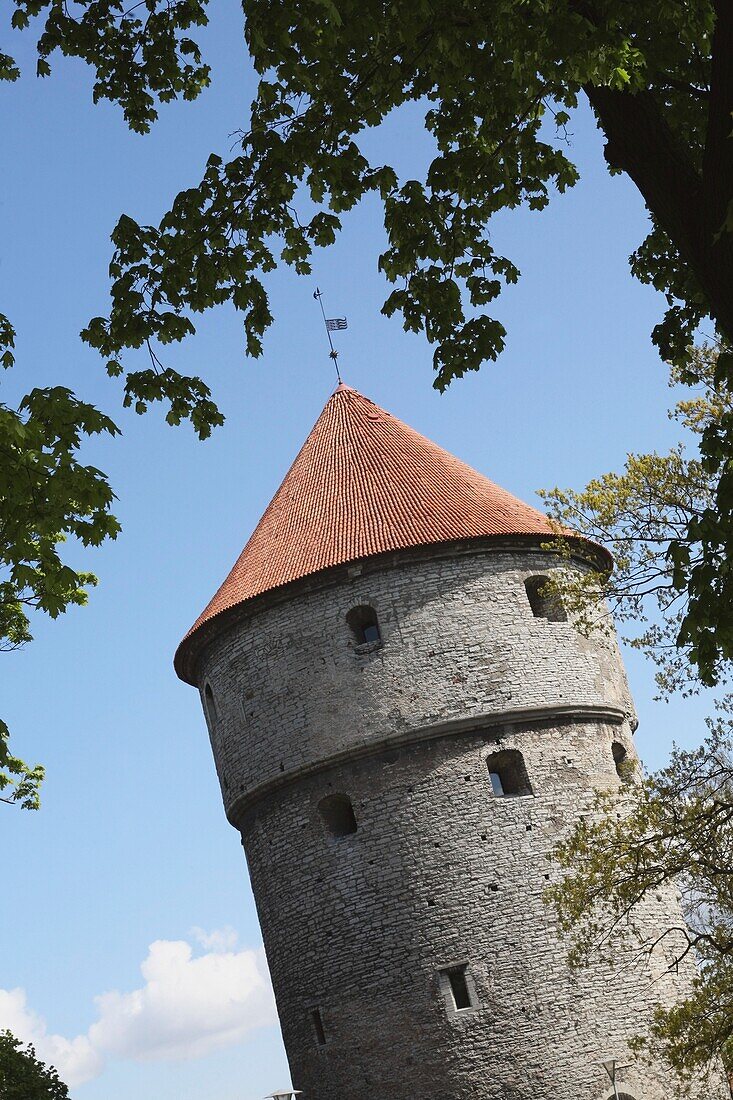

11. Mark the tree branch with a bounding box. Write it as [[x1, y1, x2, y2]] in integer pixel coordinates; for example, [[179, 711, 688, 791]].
[[703, 2, 733, 244], [584, 82, 733, 344]]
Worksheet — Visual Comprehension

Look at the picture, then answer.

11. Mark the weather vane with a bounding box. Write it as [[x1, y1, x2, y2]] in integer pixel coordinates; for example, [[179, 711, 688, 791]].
[[313, 286, 347, 384]]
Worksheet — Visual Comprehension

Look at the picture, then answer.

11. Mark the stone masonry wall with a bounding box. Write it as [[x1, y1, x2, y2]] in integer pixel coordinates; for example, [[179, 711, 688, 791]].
[[197, 546, 635, 818], [241, 717, 709, 1100], [194, 544, 723, 1100]]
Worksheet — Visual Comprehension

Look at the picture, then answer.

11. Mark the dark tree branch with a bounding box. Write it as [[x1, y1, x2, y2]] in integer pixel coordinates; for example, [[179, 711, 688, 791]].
[[703, 2, 733, 243], [654, 77, 710, 101], [583, 85, 702, 259], [584, 81, 733, 344]]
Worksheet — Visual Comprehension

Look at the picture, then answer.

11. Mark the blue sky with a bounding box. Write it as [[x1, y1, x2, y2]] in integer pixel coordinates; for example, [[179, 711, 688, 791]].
[[0, 7, 717, 1099]]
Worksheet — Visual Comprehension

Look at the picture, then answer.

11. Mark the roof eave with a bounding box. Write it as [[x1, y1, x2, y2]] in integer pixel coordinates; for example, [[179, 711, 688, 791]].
[[174, 532, 611, 686]]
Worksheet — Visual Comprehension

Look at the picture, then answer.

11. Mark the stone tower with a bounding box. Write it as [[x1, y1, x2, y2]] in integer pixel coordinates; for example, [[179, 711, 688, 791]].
[[175, 385, 715, 1100]]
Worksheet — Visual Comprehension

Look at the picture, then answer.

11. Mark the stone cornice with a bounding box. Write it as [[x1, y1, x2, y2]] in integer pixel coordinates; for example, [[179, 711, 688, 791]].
[[228, 701, 627, 828], [178, 536, 609, 686]]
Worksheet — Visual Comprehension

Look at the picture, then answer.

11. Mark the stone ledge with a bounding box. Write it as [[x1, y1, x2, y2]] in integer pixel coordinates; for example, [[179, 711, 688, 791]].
[[228, 701, 627, 826]]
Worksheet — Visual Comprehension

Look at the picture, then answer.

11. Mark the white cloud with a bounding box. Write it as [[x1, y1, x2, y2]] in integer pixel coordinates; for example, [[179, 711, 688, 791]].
[[190, 925, 240, 953], [89, 937, 275, 1063], [0, 931, 276, 1089], [0, 987, 102, 1087]]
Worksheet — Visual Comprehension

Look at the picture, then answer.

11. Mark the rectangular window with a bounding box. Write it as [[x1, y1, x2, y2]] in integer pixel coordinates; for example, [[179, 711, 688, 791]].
[[310, 1007, 327, 1045], [440, 965, 473, 1011]]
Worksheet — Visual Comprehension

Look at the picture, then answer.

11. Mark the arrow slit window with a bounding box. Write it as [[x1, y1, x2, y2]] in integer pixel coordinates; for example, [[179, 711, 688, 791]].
[[204, 683, 218, 725], [310, 1007, 327, 1045]]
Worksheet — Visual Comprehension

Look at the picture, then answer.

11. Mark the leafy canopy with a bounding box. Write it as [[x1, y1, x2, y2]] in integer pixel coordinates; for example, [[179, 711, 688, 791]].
[[544, 343, 733, 1077], [550, 725, 733, 1081], [78, 1, 733, 683], [2, 0, 210, 132], [88, 1, 729, 417], [0, 381, 120, 807], [0, 1031, 69, 1099], [0, 1, 212, 805]]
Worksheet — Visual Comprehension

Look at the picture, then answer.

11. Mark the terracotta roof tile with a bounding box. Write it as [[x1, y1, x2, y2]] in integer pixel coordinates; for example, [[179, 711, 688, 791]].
[[175, 385, 582, 681]]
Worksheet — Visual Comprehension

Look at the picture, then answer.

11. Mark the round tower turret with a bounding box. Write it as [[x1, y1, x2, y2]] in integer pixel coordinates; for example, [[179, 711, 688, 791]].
[[176, 386, 720, 1100]]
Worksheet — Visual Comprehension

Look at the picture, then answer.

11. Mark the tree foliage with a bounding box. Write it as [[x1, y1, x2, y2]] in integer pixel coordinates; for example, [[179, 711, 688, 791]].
[[88, 0, 733, 407], [0, 1031, 69, 1099], [0, 2, 212, 805], [71, 0, 733, 684], [543, 343, 733, 1076], [0, 383, 120, 807], [1, 1, 210, 132], [549, 723, 733, 1081]]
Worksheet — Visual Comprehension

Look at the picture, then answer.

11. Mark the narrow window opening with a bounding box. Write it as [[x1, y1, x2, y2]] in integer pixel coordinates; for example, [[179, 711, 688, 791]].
[[485, 749, 532, 797], [204, 683, 217, 724], [318, 793, 358, 837], [310, 1007, 327, 1045], [441, 965, 473, 1011], [612, 741, 632, 780], [346, 604, 381, 646], [241, 689, 254, 721], [524, 575, 567, 622]]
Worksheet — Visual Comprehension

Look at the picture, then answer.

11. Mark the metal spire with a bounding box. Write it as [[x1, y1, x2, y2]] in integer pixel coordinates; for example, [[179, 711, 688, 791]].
[[313, 286, 347, 384]]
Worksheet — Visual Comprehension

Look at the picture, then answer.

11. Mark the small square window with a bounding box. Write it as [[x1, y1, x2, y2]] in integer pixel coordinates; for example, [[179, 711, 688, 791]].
[[485, 749, 532, 798], [346, 605, 381, 646], [525, 575, 567, 622]]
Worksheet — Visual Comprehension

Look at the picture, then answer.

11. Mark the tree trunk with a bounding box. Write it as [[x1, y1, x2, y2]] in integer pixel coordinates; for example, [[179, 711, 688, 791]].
[[584, 83, 733, 346]]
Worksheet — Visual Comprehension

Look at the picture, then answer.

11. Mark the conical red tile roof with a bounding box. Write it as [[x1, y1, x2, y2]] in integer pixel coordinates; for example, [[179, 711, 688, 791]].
[[175, 385, 599, 682]]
